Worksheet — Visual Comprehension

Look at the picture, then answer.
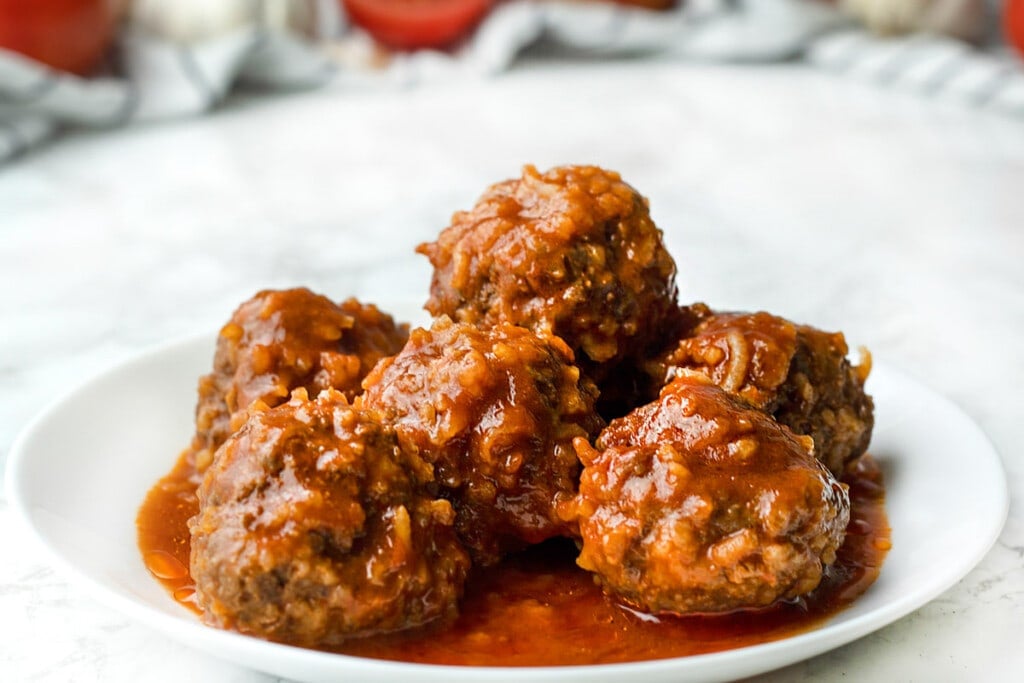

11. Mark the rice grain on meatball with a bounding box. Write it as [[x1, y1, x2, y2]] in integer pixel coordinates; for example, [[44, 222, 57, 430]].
[[361, 317, 604, 565], [190, 288, 408, 471], [647, 308, 874, 475], [567, 374, 850, 615], [189, 389, 470, 647], [418, 165, 679, 377]]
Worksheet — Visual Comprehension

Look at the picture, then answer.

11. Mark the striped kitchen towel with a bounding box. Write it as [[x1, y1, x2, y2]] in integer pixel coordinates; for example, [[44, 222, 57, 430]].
[[1, 0, 1021, 164], [808, 29, 1024, 114]]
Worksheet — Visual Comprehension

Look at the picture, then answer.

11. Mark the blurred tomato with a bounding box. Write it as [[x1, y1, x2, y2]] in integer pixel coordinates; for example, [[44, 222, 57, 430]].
[[341, 0, 493, 51], [0, 0, 113, 75], [1008, 0, 1024, 58]]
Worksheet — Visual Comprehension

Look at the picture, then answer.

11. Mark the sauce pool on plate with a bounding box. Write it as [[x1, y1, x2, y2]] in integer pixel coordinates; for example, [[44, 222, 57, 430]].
[[137, 452, 890, 666]]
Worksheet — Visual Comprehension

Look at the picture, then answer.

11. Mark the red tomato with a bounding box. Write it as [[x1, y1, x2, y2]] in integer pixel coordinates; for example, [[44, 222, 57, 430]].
[[0, 0, 114, 76], [341, 0, 494, 51], [1008, 0, 1024, 58]]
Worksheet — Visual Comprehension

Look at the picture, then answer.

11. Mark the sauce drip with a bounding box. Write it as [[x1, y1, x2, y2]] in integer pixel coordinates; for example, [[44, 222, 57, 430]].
[[137, 453, 889, 666]]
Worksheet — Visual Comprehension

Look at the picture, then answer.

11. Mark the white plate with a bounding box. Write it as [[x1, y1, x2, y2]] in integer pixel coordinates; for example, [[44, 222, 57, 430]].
[[5, 323, 1009, 683]]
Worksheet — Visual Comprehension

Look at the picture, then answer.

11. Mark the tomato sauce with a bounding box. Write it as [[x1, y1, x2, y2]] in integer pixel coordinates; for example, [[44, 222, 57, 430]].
[[137, 453, 889, 666]]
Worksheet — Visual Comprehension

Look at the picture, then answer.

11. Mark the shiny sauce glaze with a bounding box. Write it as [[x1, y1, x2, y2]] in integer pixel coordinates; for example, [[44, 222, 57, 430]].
[[138, 453, 889, 666]]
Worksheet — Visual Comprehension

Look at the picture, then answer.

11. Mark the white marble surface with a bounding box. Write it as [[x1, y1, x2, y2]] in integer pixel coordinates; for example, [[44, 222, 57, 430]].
[[2, 61, 1022, 682]]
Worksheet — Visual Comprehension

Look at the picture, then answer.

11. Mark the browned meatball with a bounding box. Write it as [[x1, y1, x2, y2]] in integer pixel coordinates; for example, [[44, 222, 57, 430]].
[[418, 165, 679, 378], [189, 389, 470, 647], [567, 374, 850, 615], [647, 307, 874, 475], [360, 317, 604, 565], [190, 288, 408, 472]]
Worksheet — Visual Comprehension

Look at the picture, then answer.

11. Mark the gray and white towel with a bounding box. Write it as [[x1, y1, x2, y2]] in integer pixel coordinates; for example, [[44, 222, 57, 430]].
[[0, 0, 1021, 163]]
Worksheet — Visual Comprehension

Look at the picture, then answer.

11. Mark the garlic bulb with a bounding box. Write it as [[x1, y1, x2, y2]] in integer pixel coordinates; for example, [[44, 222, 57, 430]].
[[839, 0, 986, 43], [129, 0, 321, 43]]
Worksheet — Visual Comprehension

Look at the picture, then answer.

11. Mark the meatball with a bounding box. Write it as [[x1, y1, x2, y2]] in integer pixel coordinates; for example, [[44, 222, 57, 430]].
[[647, 308, 874, 475], [568, 374, 850, 615], [190, 288, 409, 472], [360, 317, 604, 565], [418, 165, 679, 378], [189, 389, 470, 647]]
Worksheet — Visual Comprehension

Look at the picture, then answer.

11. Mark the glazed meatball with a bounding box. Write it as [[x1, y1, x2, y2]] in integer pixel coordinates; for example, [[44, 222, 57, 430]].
[[568, 374, 850, 615], [361, 317, 604, 565], [190, 288, 408, 472], [189, 389, 470, 647], [418, 165, 679, 377], [647, 308, 874, 475]]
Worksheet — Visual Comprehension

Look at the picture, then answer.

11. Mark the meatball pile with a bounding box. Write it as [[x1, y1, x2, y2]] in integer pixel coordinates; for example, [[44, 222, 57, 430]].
[[186, 164, 874, 646]]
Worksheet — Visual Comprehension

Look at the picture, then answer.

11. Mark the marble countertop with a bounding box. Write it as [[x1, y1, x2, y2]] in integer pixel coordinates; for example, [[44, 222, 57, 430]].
[[2, 61, 1022, 682]]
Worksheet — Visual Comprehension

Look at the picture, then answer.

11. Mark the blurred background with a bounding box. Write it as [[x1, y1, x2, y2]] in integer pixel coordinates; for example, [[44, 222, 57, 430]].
[[1, 0, 1023, 160]]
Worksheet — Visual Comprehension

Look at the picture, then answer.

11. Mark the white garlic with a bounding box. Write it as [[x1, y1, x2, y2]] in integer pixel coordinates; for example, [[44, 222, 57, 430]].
[[839, 0, 986, 43], [129, 0, 323, 43]]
